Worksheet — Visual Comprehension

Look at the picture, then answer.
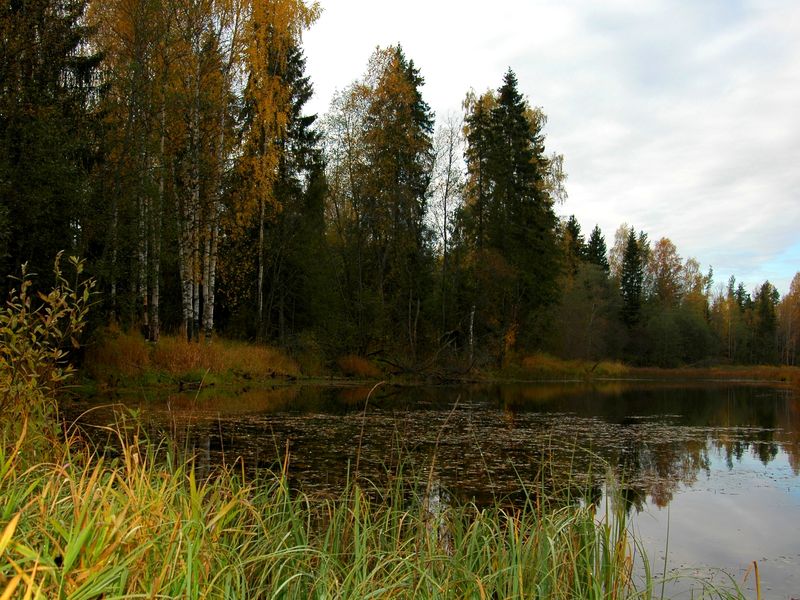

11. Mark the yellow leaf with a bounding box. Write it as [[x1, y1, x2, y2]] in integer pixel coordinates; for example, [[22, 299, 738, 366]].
[[0, 513, 21, 556], [0, 574, 21, 600]]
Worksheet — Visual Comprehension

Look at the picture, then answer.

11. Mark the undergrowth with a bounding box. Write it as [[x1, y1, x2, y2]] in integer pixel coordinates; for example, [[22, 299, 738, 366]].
[[84, 326, 301, 386]]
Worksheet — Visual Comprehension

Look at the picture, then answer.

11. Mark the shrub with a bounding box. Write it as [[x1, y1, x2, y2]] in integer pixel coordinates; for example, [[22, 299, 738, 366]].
[[0, 253, 93, 449]]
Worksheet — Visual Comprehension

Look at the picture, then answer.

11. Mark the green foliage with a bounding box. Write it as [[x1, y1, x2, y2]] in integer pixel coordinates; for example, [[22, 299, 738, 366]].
[[323, 45, 436, 358], [455, 69, 561, 360], [752, 281, 780, 364], [0, 0, 791, 371], [220, 44, 330, 343], [562, 214, 587, 275], [620, 228, 645, 328], [0, 0, 101, 289], [549, 263, 624, 361], [0, 254, 94, 449], [587, 225, 610, 274]]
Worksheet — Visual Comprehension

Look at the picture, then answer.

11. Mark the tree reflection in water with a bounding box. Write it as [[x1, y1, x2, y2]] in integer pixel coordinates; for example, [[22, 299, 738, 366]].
[[64, 381, 799, 510]]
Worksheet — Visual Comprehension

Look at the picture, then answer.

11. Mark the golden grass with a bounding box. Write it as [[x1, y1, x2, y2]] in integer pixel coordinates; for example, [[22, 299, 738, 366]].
[[630, 364, 800, 386], [84, 324, 151, 380], [515, 353, 800, 386], [0, 422, 750, 600], [517, 353, 630, 380], [336, 355, 382, 379], [85, 327, 300, 384]]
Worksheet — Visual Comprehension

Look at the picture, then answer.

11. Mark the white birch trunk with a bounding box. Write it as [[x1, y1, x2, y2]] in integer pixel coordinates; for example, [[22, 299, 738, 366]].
[[174, 164, 193, 341], [204, 218, 218, 340], [189, 45, 202, 342], [202, 105, 227, 342], [202, 221, 211, 339], [138, 194, 149, 335], [257, 195, 265, 337], [150, 103, 166, 343]]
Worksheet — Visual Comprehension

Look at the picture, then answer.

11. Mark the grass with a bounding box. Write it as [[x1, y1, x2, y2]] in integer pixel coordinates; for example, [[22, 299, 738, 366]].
[[0, 417, 756, 599], [83, 325, 301, 387], [2, 417, 744, 600], [506, 353, 800, 388], [504, 353, 630, 381], [81, 326, 800, 393], [336, 354, 384, 379]]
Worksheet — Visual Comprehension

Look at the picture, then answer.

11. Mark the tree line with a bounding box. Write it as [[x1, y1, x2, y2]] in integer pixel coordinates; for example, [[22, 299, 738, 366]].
[[1, 0, 798, 368]]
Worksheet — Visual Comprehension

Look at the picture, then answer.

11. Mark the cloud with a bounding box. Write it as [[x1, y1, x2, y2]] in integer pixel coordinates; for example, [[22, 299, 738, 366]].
[[303, 0, 800, 294]]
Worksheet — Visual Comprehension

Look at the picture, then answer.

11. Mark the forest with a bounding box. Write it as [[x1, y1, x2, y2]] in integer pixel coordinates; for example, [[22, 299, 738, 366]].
[[2, 0, 799, 370]]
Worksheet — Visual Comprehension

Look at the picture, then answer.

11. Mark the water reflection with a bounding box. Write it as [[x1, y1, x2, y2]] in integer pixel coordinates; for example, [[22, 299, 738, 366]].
[[63, 382, 799, 508]]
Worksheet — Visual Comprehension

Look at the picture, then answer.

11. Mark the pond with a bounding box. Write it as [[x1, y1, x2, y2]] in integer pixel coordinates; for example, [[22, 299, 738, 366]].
[[62, 381, 800, 598]]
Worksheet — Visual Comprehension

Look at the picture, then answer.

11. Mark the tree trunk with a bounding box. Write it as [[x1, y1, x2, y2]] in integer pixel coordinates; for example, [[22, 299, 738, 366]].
[[190, 49, 202, 342], [257, 195, 265, 338], [174, 163, 193, 341], [138, 194, 149, 336], [202, 218, 219, 342], [203, 107, 227, 343], [150, 103, 166, 343], [205, 219, 218, 340], [110, 197, 118, 321], [469, 305, 475, 365]]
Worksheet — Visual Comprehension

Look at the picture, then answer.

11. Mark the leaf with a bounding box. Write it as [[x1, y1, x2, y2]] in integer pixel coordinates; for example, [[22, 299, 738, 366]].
[[0, 513, 21, 556], [0, 574, 21, 600], [63, 523, 94, 573]]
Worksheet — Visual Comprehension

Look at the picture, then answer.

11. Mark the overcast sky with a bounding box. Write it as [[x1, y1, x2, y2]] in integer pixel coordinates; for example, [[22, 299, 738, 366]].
[[302, 0, 799, 296]]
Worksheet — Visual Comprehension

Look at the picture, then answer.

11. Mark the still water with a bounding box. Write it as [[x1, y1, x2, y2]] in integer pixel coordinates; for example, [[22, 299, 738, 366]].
[[64, 381, 800, 598]]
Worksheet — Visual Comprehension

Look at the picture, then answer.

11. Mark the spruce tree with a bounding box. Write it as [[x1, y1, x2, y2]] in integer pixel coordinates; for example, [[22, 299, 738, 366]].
[[458, 69, 561, 355], [620, 228, 644, 327], [563, 215, 586, 275], [219, 45, 327, 341], [369, 46, 435, 356], [752, 281, 779, 364], [586, 225, 610, 273], [325, 45, 435, 355], [462, 91, 495, 250], [264, 45, 327, 342], [487, 69, 560, 317]]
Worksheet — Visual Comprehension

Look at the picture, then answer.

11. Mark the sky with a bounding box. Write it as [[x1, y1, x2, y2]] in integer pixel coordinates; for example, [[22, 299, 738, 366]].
[[302, 0, 800, 296]]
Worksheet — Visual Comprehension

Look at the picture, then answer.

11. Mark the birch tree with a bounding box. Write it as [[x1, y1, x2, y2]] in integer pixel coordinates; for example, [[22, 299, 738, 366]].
[[430, 111, 464, 333], [236, 0, 319, 339]]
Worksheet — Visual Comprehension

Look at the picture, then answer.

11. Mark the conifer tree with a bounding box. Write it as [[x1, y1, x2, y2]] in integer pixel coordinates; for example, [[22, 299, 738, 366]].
[[620, 228, 644, 327], [752, 281, 779, 364], [362, 46, 435, 356], [563, 215, 586, 275], [323, 45, 435, 356], [459, 69, 560, 353], [259, 45, 327, 342], [462, 90, 495, 250], [586, 225, 610, 273], [0, 0, 101, 287]]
